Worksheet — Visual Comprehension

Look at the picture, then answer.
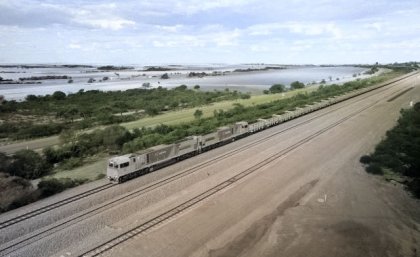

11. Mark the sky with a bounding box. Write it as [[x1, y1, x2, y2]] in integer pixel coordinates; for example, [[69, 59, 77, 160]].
[[0, 0, 419, 65]]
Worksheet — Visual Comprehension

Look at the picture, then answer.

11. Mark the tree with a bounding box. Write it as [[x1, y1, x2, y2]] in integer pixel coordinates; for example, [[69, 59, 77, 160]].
[[161, 73, 169, 79], [174, 85, 187, 91], [52, 91, 66, 100], [194, 109, 203, 120], [269, 84, 286, 93], [290, 81, 305, 90], [68, 79, 73, 83], [113, 101, 129, 115], [25, 95, 38, 101], [8, 150, 51, 179], [193, 85, 200, 90]]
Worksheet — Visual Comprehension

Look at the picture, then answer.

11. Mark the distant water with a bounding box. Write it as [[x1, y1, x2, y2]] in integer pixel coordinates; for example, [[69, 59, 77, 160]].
[[0, 66, 367, 101]]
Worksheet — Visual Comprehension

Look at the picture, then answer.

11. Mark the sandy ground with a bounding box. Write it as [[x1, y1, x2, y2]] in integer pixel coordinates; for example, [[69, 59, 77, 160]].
[[98, 74, 420, 257]]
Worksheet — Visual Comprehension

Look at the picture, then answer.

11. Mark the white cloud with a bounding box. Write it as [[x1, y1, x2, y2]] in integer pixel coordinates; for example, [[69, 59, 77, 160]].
[[68, 43, 81, 49], [285, 22, 342, 39], [76, 18, 135, 30], [154, 24, 184, 33]]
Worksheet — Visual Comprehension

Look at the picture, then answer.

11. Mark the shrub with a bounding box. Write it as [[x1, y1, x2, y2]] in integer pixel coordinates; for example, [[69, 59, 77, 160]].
[[7, 150, 52, 179], [290, 81, 305, 90], [269, 84, 286, 93], [359, 155, 372, 164], [38, 178, 86, 197], [365, 163, 383, 175], [52, 91, 66, 100]]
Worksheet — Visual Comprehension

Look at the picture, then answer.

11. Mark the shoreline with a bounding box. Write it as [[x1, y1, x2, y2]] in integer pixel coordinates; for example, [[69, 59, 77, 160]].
[[0, 65, 371, 101]]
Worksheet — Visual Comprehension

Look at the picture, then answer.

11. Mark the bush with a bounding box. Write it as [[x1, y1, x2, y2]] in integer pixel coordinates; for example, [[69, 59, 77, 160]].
[[269, 84, 286, 93], [52, 91, 66, 100], [0, 173, 37, 213], [290, 81, 305, 90], [365, 163, 383, 175], [7, 150, 52, 179], [38, 178, 86, 197], [359, 155, 372, 164]]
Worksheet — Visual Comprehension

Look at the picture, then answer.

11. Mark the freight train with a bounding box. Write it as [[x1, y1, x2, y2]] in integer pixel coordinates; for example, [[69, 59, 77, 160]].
[[106, 83, 387, 183]]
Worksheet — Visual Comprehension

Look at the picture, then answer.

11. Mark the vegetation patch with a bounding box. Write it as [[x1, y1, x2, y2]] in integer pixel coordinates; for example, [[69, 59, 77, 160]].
[[0, 86, 250, 140], [361, 102, 420, 198]]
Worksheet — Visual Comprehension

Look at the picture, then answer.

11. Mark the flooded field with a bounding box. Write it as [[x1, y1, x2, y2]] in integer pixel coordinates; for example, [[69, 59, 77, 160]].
[[0, 65, 367, 100]]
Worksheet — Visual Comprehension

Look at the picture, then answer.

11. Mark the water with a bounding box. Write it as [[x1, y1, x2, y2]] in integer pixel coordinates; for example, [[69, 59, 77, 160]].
[[0, 66, 367, 101]]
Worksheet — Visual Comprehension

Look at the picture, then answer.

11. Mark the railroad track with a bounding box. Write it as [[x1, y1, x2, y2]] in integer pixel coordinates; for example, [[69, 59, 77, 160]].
[[0, 71, 415, 232], [0, 183, 115, 230], [0, 72, 416, 257], [78, 78, 398, 257]]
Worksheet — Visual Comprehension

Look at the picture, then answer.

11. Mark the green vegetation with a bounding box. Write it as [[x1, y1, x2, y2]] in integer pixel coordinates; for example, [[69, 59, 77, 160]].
[[266, 84, 286, 94], [0, 150, 52, 179], [0, 87, 249, 140], [0, 68, 411, 213], [47, 70, 408, 167], [0, 173, 85, 213], [361, 102, 420, 198], [290, 81, 305, 90]]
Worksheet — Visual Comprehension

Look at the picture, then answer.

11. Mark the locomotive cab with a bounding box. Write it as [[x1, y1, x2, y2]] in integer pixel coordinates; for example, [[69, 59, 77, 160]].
[[107, 155, 133, 183]]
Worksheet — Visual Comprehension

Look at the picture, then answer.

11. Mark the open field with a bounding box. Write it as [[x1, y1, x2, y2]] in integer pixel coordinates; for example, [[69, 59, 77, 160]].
[[123, 87, 316, 129]]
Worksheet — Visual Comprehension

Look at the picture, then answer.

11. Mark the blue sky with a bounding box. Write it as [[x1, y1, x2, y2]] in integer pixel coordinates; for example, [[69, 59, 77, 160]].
[[1, 0, 419, 65]]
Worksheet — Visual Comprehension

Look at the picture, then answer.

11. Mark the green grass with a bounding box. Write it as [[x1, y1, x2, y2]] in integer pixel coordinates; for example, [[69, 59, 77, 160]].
[[122, 87, 316, 130], [48, 157, 107, 181]]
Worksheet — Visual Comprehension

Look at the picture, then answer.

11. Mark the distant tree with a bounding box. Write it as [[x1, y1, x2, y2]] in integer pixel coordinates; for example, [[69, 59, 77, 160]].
[[290, 81, 305, 90], [193, 85, 200, 90], [87, 78, 95, 83], [102, 76, 109, 81], [269, 84, 286, 93], [142, 82, 151, 88], [52, 91, 66, 100], [320, 79, 326, 84], [194, 109, 203, 120], [25, 95, 38, 101], [161, 73, 169, 79], [113, 101, 129, 115], [174, 85, 187, 91]]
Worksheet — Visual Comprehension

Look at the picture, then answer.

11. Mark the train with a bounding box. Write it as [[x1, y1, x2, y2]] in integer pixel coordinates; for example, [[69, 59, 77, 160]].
[[106, 82, 391, 183]]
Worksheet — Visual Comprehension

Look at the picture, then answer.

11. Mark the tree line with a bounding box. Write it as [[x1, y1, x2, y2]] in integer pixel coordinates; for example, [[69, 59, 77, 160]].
[[0, 86, 250, 140]]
